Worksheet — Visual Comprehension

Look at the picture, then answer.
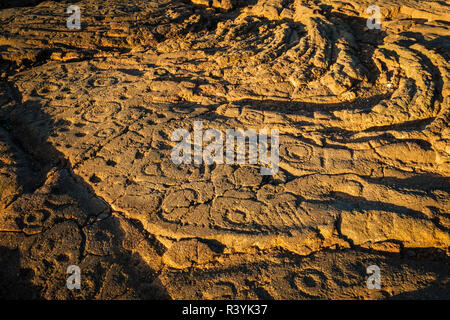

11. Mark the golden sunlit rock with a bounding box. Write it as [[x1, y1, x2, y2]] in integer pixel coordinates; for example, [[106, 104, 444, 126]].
[[0, 0, 448, 300]]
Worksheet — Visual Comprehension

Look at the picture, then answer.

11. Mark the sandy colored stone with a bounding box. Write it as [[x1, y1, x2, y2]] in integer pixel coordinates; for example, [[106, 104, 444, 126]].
[[0, 0, 449, 299]]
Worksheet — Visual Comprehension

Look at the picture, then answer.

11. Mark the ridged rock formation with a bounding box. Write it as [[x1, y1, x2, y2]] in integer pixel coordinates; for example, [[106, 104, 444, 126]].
[[0, 0, 448, 299]]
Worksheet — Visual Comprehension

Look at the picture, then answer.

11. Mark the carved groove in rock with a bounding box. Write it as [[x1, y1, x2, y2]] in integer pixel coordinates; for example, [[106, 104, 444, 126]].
[[0, 0, 449, 299]]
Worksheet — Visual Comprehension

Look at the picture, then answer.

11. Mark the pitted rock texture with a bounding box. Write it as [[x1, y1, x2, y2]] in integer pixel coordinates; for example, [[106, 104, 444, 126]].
[[0, 0, 449, 299]]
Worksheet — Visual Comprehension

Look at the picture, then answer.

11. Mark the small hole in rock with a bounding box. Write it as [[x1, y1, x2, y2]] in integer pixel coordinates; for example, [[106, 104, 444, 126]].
[[89, 174, 102, 183]]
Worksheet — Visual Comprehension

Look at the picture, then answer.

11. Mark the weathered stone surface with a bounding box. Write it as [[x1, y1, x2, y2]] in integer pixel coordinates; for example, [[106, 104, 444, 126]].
[[160, 249, 450, 299], [0, 0, 448, 299]]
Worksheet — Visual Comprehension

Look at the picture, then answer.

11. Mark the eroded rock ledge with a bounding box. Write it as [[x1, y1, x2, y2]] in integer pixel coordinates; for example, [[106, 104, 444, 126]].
[[0, 0, 448, 299]]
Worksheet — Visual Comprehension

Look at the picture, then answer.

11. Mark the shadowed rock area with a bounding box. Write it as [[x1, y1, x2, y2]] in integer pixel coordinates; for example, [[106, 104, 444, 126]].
[[0, 0, 449, 299]]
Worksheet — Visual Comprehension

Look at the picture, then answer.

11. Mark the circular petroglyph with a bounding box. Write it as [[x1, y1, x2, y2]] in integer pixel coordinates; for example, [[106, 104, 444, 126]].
[[94, 127, 118, 138], [89, 76, 118, 87], [293, 269, 328, 297], [280, 141, 313, 163], [142, 163, 160, 176], [82, 102, 121, 123], [36, 82, 61, 96], [240, 109, 265, 124], [225, 210, 247, 224]]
